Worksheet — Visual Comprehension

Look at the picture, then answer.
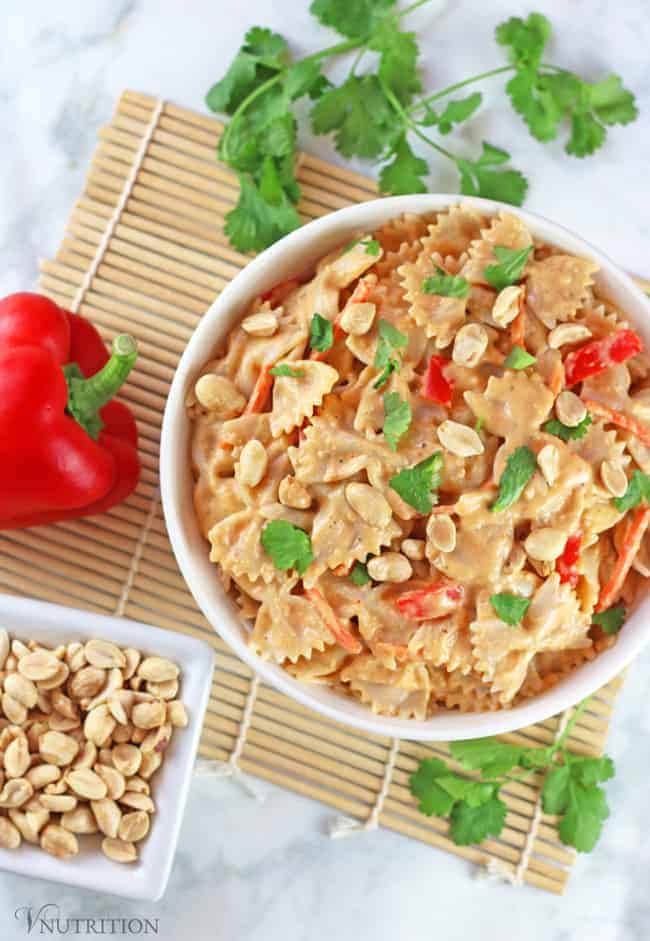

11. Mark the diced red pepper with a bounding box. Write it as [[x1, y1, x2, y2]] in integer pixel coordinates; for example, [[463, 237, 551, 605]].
[[422, 355, 453, 407], [261, 278, 301, 307], [395, 583, 463, 621], [556, 532, 581, 588], [563, 329, 643, 387]]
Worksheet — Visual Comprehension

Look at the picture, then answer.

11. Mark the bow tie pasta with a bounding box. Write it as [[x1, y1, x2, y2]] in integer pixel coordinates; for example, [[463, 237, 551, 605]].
[[188, 206, 650, 717]]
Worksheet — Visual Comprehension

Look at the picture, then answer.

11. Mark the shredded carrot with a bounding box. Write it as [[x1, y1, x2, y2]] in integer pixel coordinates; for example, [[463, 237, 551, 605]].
[[548, 358, 565, 397], [331, 562, 352, 576], [304, 587, 362, 654], [583, 399, 650, 447], [245, 364, 273, 414], [510, 311, 525, 349], [217, 441, 234, 451], [596, 506, 650, 611]]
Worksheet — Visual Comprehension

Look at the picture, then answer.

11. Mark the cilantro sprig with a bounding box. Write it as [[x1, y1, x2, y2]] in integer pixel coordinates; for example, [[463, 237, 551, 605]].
[[309, 313, 334, 352], [261, 520, 314, 574], [484, 244, 533, 290], [208, 7, 637, 252], [389, 451, 444, 513], [410, 698, 616, 853], [613, 469, 650, 512], [382, 391, 412, 451], [422, 267, 470, 299], [373, 319, 408, 389], [491, 445, 536, 512], [543, 413, 592, 442]]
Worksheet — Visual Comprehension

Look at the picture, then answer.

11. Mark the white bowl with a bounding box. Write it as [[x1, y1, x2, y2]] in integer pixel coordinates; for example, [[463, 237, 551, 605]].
[[0, 594, 213, 899], [160, 194, 650, 741]]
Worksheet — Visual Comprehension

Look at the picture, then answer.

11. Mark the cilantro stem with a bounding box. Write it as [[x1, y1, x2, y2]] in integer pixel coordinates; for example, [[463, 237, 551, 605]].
[[395, 0, 434, 19], [554, 697, 591, 754], [408, 62, 572, 115], [380, 76, 458, 162]]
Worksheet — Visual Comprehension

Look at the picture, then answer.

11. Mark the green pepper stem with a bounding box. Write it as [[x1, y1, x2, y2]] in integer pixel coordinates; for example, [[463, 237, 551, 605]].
[[66, 334, 137, 439]]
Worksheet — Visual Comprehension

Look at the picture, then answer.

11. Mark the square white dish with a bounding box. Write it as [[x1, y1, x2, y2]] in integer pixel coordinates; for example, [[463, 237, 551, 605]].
[[0, 593, 214, 901]]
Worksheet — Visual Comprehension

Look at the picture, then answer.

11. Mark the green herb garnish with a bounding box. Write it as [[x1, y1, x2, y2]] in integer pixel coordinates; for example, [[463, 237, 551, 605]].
[[592, 605, 626, 635], [613, 470, 650, 512], [269, 364, 305, 378], [208, 11, 637, 252], [373, 319, 408, 389], [543, 413, 592, 442], [503, 344, 536, 369], [349, 561, 371, 585], [490, 592, 531, 626], [421, 267, 470, 299], [409, 699, 615, 853], [389, 452, 444, 513], [309, 313, 334, 352], [491, 445, 536, 512], [382, 391, 412, 451], [261, 520, 314, 574], [484, 245, 534, 291]]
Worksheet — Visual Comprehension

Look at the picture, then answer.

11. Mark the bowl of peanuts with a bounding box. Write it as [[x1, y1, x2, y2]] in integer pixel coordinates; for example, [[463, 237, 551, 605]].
[[0, 593, 213, 899], [160, 193, 650, 741]]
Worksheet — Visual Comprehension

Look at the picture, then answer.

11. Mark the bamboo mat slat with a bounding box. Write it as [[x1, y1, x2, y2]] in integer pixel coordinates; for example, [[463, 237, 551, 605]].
[[0, 89, 634, 894]]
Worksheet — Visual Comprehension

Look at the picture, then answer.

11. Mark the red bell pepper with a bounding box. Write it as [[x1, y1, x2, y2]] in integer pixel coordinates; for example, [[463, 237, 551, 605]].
[[556, 532, 581, 587], [422, 355, 453, 407], [563, 329, 643, 387], [395, 582, 463, 621], [0, 292, 140, 530]]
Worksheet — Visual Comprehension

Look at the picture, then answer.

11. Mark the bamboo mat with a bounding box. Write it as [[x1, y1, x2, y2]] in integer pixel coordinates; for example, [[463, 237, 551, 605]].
[[0, 89, 632, 895]]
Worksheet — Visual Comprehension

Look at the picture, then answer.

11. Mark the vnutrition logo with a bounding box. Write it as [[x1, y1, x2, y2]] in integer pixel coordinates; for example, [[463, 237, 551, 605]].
[[14, 905, 160, 935]]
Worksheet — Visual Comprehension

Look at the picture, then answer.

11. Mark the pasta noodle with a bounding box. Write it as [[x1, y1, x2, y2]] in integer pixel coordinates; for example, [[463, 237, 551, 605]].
[[188, 205, 650, 717]]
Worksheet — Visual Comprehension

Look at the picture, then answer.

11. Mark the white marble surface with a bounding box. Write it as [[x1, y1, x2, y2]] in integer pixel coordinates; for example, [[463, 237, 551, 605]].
[[2, 0, 650, 938]]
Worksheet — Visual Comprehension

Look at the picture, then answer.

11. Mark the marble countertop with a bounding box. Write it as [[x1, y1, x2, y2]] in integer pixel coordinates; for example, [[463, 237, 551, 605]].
[[2, 0, 650, 938]]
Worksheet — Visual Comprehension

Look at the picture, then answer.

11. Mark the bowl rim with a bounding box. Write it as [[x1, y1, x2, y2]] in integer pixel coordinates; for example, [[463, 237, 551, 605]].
[[160, 193, 650, 741]]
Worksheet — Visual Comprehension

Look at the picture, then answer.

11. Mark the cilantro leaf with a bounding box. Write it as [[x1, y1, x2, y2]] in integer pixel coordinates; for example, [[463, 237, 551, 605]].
[[269, 363, 304, 377], [370, 20, 421, 106], [373, 319, 407, 389], [449, 793, 507, 845], [456, 142, 528, 206], [543, 413, 592, 442], [382, 392, 412, 451], [224, 170, 301, 253], [363, 238, 381, 256], [409, 757, 457, 817], [590, 75, 638, 126], [422, 267, 470, 299], [450, 739, 525, 778], [206, 27, 288, 114], [541, 765, 571, 814], [490, 592, 531, 626], [504, 67, 566, 143], [495, 13, 551, 69], [569, 756, 615, 788], [475, 416, 485, 434], [491, 445, 536, 512], [434, 92, 483, 135], [261, 520, 314, 575], [613, 470, 650, 512], [436, 777, 494, 807], [389, 452, 444, 513], [309, 313, 334, 352], [504, 345, 536, 369], [310, 0, 396, 40], [311, 75, 397, 158], [592, 605, 626, 635], [379, 134, 428, 196], [285, 60, 329, 101], [484, 244, 533, 291], [349, 561, 371, 586], [559, 784, 609, 852]]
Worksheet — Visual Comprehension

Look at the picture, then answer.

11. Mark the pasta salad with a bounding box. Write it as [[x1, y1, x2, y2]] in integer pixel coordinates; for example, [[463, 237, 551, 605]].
[[187, 206, 650, 718]]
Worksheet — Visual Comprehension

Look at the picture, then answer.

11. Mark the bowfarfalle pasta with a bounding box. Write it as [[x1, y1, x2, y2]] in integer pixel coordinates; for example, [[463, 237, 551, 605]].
[[188, 206, 650, 718]]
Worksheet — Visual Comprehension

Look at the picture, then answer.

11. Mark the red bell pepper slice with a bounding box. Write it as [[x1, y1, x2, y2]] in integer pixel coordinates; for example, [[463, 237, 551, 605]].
[[556, 533, 581, 587], [0, 293, 140, 530], [395, 583, 463, 621], [422, 355, 453, 407], [563, 329, 643, 387]]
